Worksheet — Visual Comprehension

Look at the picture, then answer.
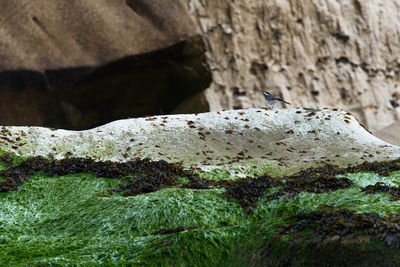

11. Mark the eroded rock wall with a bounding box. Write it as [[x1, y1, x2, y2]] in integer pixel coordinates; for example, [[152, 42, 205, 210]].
[[0, 0, 211, 129], [186, 0, 400, 132]]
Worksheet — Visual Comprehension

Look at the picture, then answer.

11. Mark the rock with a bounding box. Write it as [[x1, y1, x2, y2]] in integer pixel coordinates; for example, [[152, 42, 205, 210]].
[[171, 91, 210, 114], [1, 108, 399, 175], [0, 0, 211, 129], [1, 109, 400, 265], [186, 0, 400, 133], [374, 122, 400, 146]]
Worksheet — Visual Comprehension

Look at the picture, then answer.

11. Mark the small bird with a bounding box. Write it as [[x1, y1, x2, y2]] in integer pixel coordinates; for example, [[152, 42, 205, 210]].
[[263, 92, 290, 109]]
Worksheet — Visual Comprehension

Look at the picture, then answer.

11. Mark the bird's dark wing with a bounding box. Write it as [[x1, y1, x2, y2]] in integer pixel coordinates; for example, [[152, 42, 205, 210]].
[[274, 97, 290, 105]]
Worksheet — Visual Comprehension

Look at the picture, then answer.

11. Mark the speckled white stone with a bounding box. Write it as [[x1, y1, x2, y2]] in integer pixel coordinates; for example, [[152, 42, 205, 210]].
[[1, 108, 399, 175]]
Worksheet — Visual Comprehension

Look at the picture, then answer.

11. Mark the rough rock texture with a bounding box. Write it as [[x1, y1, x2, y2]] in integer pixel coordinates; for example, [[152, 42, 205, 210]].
[[2, 108, 399, 175], [375, 122, 400, 146], [185, 0, 400, 136], [0, 0, 211, 129]]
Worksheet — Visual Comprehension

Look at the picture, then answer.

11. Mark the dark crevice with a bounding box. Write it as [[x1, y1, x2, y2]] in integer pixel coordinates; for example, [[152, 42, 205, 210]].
[[0, 38, 211, 130], [334, 56, 399, 77], [332, 32, 350, 42]]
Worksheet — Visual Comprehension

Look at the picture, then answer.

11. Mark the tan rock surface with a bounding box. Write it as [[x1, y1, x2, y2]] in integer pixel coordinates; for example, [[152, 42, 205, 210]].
[[186, 0, 400, 137], [0, 0, 211, 129], [0, 0, 195, 70], [374, 122, 400, 146]]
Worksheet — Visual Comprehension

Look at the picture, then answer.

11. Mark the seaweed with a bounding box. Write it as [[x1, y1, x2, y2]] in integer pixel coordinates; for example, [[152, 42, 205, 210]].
[[183, 174, 352, 214], [1, 155, 400, 216], [278, 205, 400, 249], [0, 156, 197, 194], [153, 226, 198, 235], [361, 182, 400, 201], [0, 152, 15, 168], [0, 156, 48, 192], [220, 176, 282, 214], [110, 173, 180, 196], [281, 176, 353, 195]]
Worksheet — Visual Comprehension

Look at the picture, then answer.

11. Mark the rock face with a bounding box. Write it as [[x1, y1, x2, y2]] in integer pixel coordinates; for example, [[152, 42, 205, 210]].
[[2, 108, 399, 175], [0, 0, 211, 129], [185, 0, 400, 135], [374, 122, 400, 146]]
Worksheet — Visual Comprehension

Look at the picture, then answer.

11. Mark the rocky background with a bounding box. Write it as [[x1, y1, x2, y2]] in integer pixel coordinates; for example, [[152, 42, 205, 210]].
[[0, 0, 210, 129], [183, 0, 400, 145], [0, 0, 399, 144]]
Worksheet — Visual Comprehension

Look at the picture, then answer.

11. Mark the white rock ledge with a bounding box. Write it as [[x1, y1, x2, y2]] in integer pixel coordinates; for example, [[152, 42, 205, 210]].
[[1, 108, 399, 175]]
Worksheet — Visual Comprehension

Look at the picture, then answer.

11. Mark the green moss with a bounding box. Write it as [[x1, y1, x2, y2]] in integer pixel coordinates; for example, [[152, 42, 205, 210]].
[[0, 148, 26, 168], [249, 234, 400, 266], [236, 171, 400, 266], [0, 172, 251, 266], [236, 163, 283, 178], [340, 171, 400, 187], [0, 149, 27, 178], [196, 163, 283, 182], [253, 171, 400, 219], [2, 165, 400, 265], [198, 168, 236, 181]]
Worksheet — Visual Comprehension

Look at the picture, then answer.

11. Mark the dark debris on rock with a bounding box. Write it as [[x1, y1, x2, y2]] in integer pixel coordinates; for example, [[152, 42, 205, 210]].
[[0, 156, 196, 194], [182, 173, 353, 214], [1, 155, 400, 216], [361, 182, 400, 201], [278, 205, 400, 249], [220, 176, 282, 214], [0, 156, 48, 192]]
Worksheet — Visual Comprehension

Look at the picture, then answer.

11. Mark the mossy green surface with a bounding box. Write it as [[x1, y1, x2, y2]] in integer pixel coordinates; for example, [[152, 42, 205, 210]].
[[0, 172, 249, 266], [0, 148, 26, 166], [1, 163, 400, 265]]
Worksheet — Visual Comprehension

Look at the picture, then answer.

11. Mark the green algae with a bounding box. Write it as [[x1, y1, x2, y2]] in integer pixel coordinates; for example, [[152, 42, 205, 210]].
[[0, 172, 250, 266], [341, 171, 400, 187], [2, 159, 400, 265], [0, 149, 26, 170], [197, 168, 234, 181], [247, 233, 400, 266], [253, 171, 400, 219], [237, 171, 400, 265], [196, 163, 283, 182]]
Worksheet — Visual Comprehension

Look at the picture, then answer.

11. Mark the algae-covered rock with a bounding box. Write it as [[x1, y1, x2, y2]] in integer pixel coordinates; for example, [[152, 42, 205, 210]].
[[1, 109, 400, 266]]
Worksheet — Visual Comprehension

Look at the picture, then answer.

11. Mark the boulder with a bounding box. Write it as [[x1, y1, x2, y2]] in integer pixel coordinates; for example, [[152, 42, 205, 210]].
[[2, 108, 399, 174], [0, 0, 211, 129]]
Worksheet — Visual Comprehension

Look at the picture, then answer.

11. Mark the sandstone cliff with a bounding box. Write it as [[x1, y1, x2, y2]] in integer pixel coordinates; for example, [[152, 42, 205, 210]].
[[185, 0, 400, 136]]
